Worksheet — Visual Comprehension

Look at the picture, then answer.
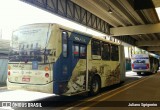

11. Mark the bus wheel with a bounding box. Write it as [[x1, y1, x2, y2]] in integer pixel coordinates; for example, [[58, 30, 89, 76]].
[[137, 72, 141, 75], [89, 76, 100, 96]]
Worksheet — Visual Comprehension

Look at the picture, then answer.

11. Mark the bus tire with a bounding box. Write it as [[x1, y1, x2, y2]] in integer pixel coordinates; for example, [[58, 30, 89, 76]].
[[89, 76, 101, 96], [137, 72, 141, 75]]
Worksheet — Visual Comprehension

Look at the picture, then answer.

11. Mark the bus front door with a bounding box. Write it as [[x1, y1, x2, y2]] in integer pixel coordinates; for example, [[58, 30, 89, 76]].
[[69, 42, 87, 93]]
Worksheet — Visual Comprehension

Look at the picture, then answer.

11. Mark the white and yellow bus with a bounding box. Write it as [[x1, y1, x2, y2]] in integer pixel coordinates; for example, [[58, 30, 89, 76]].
[[7, 23, 125, 96], [131, 54, 159, 75]]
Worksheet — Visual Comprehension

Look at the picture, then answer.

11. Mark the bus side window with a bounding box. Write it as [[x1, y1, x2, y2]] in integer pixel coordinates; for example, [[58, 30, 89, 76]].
[[111, 45, 119, 61], [91, 39, 101, 59], [72, 43, 86, 59], [80, 45, 86, 59], [62, 31, 68, 57], [73, 43, 79, 57], [102, 42, 110, 60]]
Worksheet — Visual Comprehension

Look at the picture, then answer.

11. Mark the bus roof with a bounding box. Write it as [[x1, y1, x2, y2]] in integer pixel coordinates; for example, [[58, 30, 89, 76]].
[[13, 23, 120, 46]]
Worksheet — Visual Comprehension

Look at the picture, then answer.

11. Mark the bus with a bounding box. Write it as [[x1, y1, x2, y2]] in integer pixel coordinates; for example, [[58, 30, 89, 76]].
[[131, 54, 159, 75], [7, 23, 125, 96]]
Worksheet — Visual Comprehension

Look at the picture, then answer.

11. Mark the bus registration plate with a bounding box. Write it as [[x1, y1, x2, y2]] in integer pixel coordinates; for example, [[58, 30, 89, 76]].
[[22, 77, 30, 82]]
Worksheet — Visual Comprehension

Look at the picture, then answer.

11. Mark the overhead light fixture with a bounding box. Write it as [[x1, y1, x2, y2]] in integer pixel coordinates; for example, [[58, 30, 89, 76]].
[[108, 8, 113, 14], [103, 1, 113, 14], [155, 7, 160, 20]]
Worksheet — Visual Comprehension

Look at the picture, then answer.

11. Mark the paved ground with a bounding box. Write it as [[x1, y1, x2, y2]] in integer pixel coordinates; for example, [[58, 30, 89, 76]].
[[0, 71, 155, 110], [64, 72, 160, 110], [0, 83, 7, 93]]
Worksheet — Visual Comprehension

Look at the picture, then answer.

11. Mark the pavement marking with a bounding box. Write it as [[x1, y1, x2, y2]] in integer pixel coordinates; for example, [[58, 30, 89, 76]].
[[65, 75, 152, 110], [80, 75, 152, 110]]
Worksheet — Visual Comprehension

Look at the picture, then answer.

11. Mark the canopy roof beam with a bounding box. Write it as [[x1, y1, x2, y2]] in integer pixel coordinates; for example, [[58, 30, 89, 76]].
[[136, 40, 160, 46], [110, 23, 160, 36]]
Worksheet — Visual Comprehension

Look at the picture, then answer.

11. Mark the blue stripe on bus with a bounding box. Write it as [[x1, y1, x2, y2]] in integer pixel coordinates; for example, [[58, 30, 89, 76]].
[[132, 57, 148, 59], [53, 32, 90, 94], [133, 64, 148, 69]]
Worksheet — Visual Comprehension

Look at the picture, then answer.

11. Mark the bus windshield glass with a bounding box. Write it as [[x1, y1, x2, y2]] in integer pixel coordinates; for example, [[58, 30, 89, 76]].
[[9, 24, 51, 62]]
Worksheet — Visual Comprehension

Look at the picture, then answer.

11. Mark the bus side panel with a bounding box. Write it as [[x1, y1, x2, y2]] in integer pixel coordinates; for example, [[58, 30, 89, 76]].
[[64, 59, 87, 95], [88, 61, 120, 88], [53, 36, 73, 95], [53, 31, 91, 95], [87, 46, 121, 88], [149, 56, 159, 73], [63, 33, 90, 95]]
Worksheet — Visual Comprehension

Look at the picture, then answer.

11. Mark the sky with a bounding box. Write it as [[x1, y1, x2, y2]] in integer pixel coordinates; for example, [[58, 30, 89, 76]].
[[0, 0, 106, 40]]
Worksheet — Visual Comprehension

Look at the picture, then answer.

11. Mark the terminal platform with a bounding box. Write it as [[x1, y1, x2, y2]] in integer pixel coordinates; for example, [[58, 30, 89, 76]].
[[68, 72, 160, 110]]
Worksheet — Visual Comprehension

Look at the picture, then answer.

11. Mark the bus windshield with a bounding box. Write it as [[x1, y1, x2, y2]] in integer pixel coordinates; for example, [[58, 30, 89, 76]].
[[9, 24, 51, 62]]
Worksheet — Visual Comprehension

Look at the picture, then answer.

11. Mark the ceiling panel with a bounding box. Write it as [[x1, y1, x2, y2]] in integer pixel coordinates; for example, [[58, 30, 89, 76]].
[[72, 0, 160, 54]]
